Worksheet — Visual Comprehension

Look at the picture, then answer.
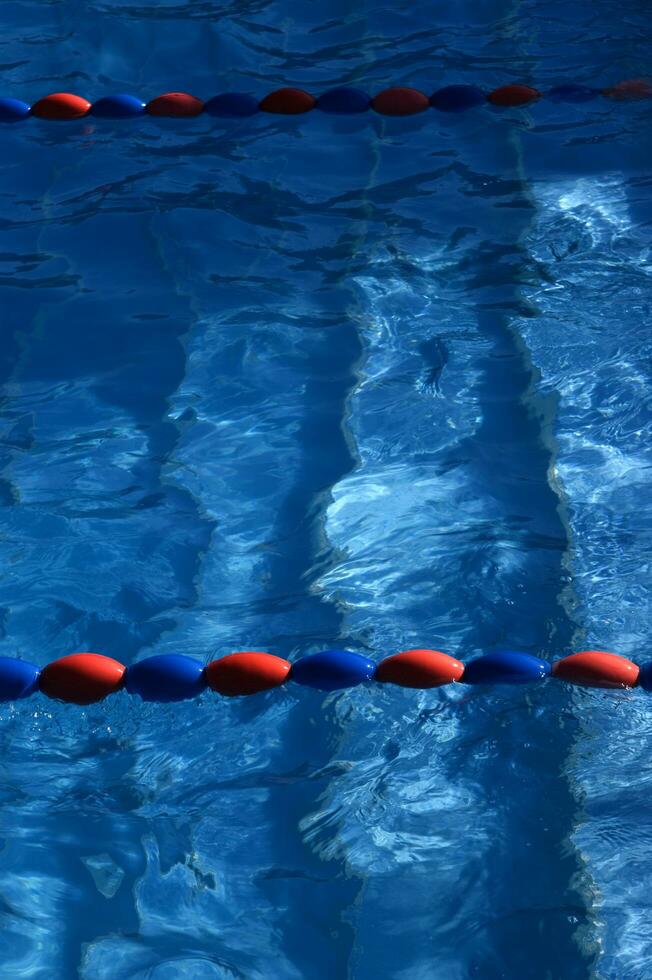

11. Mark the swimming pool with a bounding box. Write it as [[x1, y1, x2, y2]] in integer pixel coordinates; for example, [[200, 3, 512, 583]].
[[1, 0, 651, 977]]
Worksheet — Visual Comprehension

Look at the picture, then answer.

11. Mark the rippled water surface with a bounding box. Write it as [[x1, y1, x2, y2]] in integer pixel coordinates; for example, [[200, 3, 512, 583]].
[[1, 1, 652, 977]]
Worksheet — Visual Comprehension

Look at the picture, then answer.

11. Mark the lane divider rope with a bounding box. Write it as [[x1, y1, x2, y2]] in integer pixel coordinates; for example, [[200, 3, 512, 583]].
[[0, 80, 650, 122], [0, 649, 647, 705]]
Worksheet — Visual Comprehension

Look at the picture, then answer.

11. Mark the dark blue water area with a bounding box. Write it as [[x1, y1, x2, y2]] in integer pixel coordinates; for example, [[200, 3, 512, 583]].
[[0, 1, 651, 977]]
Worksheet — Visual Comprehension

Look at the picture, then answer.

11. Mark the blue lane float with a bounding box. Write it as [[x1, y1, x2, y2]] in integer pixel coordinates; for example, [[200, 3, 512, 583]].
[[547, 84, 598, 103], [316, 87, 372, 113], [635, 662, 652, 692], [203, 93, 260, 117], [125, 653, 207, 702], [429, 84, 486, 112], [90, 94, 146, 118], [462, 651, 552, 685], [290, 650, 377, 691], [0, 98, 31, 122], [0, 657, 41, 700]]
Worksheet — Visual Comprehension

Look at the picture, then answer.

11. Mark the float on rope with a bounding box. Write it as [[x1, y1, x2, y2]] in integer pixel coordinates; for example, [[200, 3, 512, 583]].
[[0, 648, 645, 706], [0, 79, 649, 123]]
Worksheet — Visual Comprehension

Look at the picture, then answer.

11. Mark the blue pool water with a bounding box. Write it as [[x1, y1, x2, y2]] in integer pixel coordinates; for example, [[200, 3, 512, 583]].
[[1, 1, 652, 977]]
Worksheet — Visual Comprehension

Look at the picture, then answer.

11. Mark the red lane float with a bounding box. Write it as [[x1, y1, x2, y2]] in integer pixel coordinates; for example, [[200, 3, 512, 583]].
[[259, 88, 316, 114], [372, 87, 430, 116], [552, 650, 639, 689], [487, 84, 541, 107], [39, 653, 126, 704], [206, 652, 291, 696], [603, 79, 652, 101], [376, 649, 464, 688], [146, 92, 204, 117], [30, 93, 91, 120]]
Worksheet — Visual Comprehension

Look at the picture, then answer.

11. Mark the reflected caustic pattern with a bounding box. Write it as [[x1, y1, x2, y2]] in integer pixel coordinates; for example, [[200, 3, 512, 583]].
[[0, 0, 651, 977]]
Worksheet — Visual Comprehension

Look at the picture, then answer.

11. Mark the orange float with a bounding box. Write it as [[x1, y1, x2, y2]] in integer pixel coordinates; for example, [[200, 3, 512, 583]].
[[376, 649, 464, 687], [206, 652, 291, 696], [259, 88, 316, 114], [145, 92, 204, 117], [603, 79, 652, 101], [30, 93, 91, 120], [39, 653, 126, 704], [551, 650, 639, 689], [487, 84, 541, 107], [372, 87, 430, 116]]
